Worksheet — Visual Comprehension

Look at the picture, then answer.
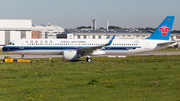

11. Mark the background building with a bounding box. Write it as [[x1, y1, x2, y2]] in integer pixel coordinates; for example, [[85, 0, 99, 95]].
[[56, 19, 178, 40], [0, 19, 32, 45], [32, 24, 64, 39], [57, 29, 177, 41], [32, 31, 41, 39]]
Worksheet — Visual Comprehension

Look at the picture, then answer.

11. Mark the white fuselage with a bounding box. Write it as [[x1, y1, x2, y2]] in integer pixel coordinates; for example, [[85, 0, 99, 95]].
[[2, 39, 172, 56]]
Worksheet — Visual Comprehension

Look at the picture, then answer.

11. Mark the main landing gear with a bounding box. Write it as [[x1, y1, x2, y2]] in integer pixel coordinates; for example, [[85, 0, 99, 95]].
[[21, 55, 24, 59], [86, 57, 92, 62]]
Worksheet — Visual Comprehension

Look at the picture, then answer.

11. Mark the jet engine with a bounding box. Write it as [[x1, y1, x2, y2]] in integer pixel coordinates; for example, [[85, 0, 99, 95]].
[[63, 50, 78, 60]]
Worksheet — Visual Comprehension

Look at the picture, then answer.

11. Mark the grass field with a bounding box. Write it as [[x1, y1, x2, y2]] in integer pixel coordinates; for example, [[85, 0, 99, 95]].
[[0, 50, 10, 55], [152, 48, 180, 52], [0, 56, 180, 101]]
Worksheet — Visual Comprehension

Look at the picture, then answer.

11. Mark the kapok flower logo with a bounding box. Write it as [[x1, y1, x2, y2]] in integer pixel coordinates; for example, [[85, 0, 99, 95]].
[[159, 26, 170, 36]]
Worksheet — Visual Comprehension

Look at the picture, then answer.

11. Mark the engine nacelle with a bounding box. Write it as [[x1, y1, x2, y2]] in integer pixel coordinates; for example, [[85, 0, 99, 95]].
[[63, 50, 78, 60]]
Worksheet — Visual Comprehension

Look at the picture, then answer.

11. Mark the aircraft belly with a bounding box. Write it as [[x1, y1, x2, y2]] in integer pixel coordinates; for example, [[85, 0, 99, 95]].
[[104, 51, 138, 55], [28, 50, 63, 55], [8, 50, 63, 55]]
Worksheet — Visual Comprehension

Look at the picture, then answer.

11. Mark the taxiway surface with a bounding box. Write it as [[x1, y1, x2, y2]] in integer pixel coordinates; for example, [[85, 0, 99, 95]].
[[0, 52, 180, 59]]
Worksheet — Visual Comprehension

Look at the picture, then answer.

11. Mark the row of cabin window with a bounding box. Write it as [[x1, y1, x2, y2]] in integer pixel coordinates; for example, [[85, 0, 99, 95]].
[[27, 43, 105, 46], [27, 43, 139, 46]]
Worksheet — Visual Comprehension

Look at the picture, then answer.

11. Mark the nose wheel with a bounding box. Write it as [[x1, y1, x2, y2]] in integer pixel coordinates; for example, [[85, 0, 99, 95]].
[[86, 57, 92, 62]]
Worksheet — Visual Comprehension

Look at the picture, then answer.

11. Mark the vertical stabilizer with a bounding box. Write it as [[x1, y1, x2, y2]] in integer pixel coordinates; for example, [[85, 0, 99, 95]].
[[146, 16, 175, 40]]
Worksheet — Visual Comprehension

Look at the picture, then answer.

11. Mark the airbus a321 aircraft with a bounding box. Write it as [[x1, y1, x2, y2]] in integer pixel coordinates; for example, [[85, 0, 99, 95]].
[[2, 16, 175, 62]]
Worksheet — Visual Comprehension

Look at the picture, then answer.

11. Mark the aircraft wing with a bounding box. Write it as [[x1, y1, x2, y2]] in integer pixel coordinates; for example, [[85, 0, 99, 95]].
[[78, 35, 115, 55]]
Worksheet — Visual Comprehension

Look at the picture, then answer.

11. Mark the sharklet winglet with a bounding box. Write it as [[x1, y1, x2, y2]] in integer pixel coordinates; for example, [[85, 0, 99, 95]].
[[105, 35, 115, 46]]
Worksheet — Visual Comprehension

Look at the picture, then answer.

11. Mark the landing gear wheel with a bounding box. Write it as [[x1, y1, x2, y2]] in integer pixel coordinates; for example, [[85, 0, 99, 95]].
[[86, 58, 92, 62], [21, 55, 24, 59], [13, 59, 17, 62]]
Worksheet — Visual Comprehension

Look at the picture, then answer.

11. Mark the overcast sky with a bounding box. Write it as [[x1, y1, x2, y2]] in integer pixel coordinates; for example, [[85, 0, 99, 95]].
[[0, 0, 179, 30]]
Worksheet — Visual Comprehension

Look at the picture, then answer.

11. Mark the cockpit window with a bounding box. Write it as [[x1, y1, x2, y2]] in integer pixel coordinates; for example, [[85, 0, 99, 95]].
[[8, 42, 15, 45]]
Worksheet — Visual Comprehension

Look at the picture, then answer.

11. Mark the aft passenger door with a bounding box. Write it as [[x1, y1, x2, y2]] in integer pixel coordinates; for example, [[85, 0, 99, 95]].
[[144, 41, 149, 50]]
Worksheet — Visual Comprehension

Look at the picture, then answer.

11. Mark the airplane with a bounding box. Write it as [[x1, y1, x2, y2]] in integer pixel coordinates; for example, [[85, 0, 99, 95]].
[[2, 16, 175, 62]]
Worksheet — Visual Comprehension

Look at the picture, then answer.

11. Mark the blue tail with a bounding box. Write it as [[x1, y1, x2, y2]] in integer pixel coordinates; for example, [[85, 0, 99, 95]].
[[146, 16, 175, 40]]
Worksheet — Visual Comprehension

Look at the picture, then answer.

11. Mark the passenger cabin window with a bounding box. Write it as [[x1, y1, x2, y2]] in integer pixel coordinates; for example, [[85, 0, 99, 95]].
[[8, 42, 15, 45]]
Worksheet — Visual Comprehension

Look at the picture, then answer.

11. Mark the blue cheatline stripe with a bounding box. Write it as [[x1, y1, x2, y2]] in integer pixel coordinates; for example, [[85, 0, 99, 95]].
[[3, 46, 89, 51], [102, 50, 129, 51], [4, 49, 129, 52], [3, 49, 67, 52], [3, 46, 141, 52]]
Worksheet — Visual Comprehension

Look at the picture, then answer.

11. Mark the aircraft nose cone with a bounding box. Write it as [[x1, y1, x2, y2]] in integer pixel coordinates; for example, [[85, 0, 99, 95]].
[[2, 46, 7, 52], [1, 46, 4, 51], [2, 46, 4, 51]]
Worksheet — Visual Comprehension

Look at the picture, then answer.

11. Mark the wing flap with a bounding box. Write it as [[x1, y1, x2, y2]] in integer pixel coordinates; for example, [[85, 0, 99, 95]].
[[78, 35, 115, 55]]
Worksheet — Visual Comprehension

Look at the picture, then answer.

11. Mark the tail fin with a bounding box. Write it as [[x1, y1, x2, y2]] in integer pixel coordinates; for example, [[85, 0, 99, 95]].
[[146, 16, 175, 40]]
